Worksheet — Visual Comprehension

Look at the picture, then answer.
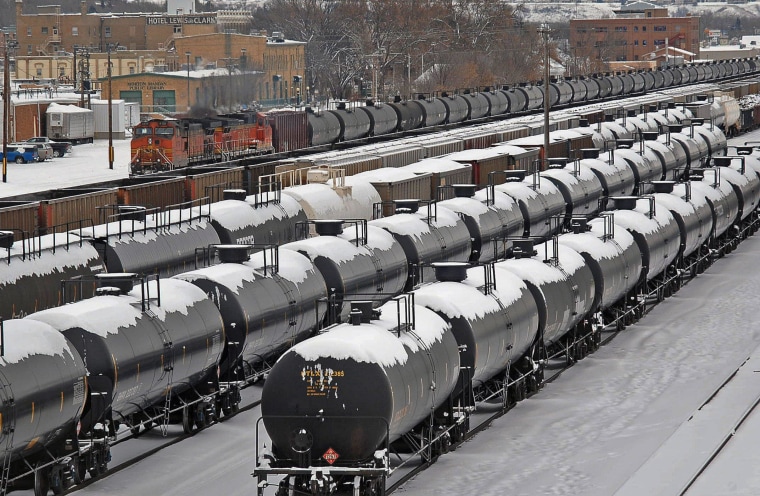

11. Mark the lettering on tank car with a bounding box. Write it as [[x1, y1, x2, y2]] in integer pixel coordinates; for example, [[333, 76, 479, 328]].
[[73, 378, 85, 406], [301, 363, 343, 398]]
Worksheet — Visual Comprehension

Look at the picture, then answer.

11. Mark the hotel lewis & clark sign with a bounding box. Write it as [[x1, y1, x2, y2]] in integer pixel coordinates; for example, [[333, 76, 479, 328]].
[[147, 15, 217, 25]]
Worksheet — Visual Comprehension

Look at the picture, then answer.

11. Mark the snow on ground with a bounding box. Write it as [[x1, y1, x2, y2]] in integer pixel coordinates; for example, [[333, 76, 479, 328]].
[[0, 139, 131, 199]]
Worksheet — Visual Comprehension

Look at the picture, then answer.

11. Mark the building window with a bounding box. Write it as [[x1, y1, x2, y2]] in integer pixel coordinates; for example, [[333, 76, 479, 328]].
[[654, 25, 667, 32], [634, 40, 639, 46], [41, 27, 49, 35], [105, 26, 111, 38], [642, 40, 647, 45], [634, 26, 639, 32], [576, 27, 587, 34], [26, 27, 31, 36], [642, 26, 647, 32], [36, 67, 42, 76], [130, 66, 135, 74], [614, 26, 627, 32], [27, 44, 32, 54], [173, 25, 182, 34], [72, 27, 78, 36]]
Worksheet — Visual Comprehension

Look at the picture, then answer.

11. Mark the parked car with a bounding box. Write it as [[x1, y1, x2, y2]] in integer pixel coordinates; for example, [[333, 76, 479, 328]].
[[0, 146, 39, 164], [14, 142, 53, 161], [25, 137, 72, 157]]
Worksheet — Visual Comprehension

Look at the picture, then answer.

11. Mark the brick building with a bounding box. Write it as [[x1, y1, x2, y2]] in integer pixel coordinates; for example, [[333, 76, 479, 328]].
[[569, 5, 700, 63], [13, 0, 306, 108]]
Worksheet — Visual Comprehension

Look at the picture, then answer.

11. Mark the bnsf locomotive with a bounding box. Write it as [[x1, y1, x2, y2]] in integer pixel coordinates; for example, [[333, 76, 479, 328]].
[[130, 112, 274, 174]]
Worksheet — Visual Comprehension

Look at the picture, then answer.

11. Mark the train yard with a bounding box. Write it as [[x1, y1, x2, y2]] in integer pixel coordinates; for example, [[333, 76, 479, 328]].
[[4, 62, 760, 496]]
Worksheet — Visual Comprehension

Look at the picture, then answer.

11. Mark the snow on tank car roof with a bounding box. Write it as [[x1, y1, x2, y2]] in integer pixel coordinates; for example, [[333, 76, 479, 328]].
[[339, 224, 398, 252], [285, 181, 381, 218], [438, 195, 490, 217], [283, 232, 365, 265], [78, 204, 212, 242], [496, 242, 586, 286], [371, 204, 461, 237], [290, 304, 449, 367], [208, 199, 259, 231], [2, 237, 101, 284], [653, 192, 698, 218], [1, 318, 78, 364], [28, 279, 207, 337]]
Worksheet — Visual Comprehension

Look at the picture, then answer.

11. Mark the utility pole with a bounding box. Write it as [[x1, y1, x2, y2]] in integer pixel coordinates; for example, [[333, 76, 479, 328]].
[[107, 44, 113, 169], [539, 23, 551, 171], [2, 39, 12, 183], [186, 51, 191, 112]]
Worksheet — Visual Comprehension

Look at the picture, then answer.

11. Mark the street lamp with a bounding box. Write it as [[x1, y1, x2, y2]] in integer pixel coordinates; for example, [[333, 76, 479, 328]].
[[185, 51, 191, 112], [107, 43, 114, 170], [538, 23, 551, 171]]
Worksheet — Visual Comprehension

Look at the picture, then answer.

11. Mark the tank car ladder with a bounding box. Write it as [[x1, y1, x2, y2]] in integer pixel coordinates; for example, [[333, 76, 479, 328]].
[[0, 370, 16, 496], [145, 309, 175, 436]]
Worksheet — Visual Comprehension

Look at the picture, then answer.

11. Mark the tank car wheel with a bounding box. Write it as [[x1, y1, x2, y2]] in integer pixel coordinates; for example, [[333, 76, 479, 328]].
[[34, 466, 51, 496], [182, 405, 194, 434], [88, 449, 108, 478], [49, 466, 66, 495], [73, 457, 87, 484]]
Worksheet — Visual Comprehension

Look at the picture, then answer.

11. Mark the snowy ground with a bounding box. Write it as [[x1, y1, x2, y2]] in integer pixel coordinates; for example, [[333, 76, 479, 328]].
[[0, 138, 131, 200]]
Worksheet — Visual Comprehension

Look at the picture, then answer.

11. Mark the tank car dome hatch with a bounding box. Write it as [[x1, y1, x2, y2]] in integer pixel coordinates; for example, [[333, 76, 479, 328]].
[[94, 272, 138, 295], [261, 301, 460, 463], [431, 261, 470, 283], [223, 189, 247, 201], [216, 244, 251, 263]]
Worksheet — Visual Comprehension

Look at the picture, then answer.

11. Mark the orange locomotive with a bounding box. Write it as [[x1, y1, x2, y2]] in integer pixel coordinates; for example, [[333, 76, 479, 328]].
[[130, 112, 274, 175]]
